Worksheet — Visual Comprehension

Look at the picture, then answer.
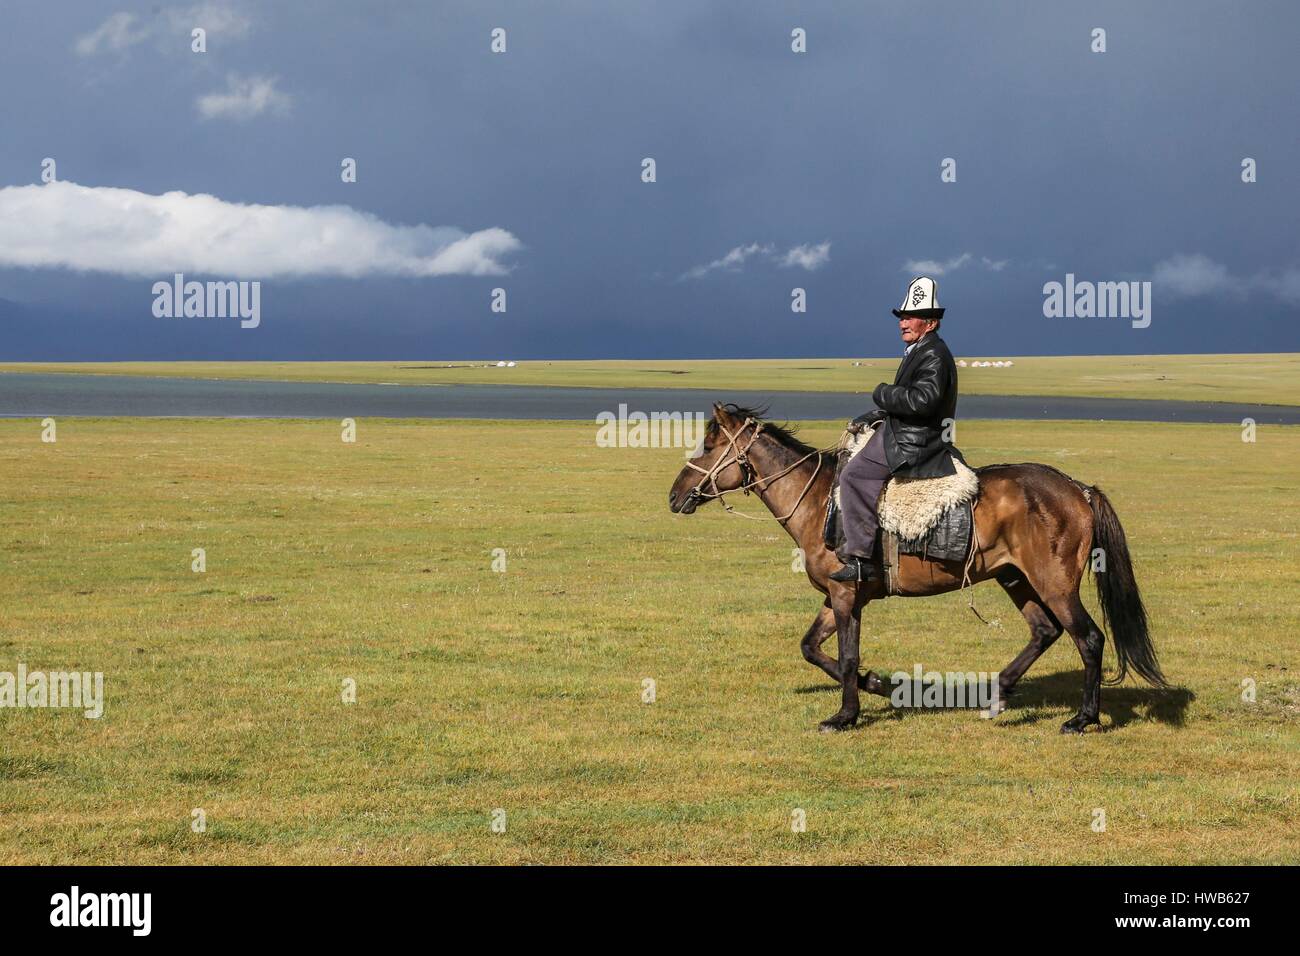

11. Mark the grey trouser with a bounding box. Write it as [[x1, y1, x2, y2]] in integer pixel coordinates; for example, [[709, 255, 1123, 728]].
[[839, 426, 892, 559]]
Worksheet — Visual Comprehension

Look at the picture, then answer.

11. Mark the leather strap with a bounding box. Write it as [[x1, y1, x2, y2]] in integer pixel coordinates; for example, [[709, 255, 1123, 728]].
[[883, 529, 899, 596]]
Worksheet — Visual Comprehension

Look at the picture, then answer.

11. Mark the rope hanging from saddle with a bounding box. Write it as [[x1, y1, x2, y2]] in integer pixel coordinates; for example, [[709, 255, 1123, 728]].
[[682, 417, 824, 524], [960, 498, 997, 627]]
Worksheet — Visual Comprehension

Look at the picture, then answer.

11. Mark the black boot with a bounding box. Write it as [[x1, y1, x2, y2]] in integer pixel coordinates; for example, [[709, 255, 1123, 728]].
[[829, 556, 876, 583]]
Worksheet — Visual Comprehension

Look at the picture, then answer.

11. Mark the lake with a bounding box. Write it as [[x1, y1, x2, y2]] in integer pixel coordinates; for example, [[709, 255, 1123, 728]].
[[1, 373, 1297, 423]]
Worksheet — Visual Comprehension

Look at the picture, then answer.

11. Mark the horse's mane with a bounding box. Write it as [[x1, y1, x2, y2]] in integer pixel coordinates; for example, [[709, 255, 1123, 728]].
[[708, 404, 819, 456]]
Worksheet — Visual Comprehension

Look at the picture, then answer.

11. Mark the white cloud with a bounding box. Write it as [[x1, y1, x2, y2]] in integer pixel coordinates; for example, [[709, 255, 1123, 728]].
[[681, 243, 772, 280], [1152, 253, 1300, 305], [901, 253, 1008, 276], [1151, 254, 1231, 296], [76, 5, 250, 57], [75, 12, 147, 55], [197, 74, 291, 120], [0, 181, 521, 279], [903, 253, 971, 276], [1260, 269, 1300, 305], [681, 241, 829, 280], [184, 2, 252, 38], [778, 241, 831, 271]]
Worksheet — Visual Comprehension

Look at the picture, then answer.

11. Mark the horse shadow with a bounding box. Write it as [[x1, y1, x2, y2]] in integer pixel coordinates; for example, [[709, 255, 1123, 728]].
[[795, 669, 1195, 731], [1000, 671, 1195, 729]]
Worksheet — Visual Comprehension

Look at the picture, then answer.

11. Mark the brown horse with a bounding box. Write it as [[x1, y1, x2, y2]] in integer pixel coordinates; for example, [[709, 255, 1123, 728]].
[[667, 403, 1166, 734]]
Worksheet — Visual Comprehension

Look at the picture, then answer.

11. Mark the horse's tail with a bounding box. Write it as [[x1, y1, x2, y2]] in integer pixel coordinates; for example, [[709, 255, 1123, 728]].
[[1088, 486, 1167, 687]]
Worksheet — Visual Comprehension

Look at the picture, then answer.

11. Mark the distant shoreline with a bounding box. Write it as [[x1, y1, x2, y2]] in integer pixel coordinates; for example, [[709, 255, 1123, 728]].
[[3, 372, 1299, 423], [0, 355, 1295, 407]]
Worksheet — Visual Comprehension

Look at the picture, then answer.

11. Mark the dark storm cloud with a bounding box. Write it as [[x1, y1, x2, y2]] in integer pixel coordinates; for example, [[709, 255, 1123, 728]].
[[0, 0, 1295, 359]]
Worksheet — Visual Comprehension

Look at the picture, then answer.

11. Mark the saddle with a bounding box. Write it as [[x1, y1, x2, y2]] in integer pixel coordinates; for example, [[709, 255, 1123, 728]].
[[823, 422, 978, 590]]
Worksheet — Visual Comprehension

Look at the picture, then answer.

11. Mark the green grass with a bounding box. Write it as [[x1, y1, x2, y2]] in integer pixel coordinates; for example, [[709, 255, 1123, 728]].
[[2, 353, 1298, 405], [1, 417, 1297, 864]]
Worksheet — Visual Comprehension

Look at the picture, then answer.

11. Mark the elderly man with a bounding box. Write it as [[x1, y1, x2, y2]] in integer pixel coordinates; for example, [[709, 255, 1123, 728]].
[[830, 276, 965, 583]]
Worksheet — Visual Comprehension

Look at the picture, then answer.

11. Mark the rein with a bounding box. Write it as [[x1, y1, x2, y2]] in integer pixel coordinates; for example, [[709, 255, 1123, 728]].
[[683, 417, 825, 524]]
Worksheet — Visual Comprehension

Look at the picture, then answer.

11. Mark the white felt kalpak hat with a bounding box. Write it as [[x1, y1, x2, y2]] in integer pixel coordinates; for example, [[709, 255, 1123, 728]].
[[893, 275, 945, 320]]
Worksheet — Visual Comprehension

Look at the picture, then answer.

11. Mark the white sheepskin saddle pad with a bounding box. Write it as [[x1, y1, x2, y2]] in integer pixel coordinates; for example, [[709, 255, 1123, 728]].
[[836, 424, 980, 541]]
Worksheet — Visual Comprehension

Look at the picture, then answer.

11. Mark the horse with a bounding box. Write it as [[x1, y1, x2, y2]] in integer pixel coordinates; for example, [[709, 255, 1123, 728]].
[[667, 403, 1166, 734]]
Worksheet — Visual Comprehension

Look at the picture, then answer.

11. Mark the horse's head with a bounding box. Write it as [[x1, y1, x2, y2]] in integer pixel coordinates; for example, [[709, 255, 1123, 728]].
[[668, 403, 763, 514]]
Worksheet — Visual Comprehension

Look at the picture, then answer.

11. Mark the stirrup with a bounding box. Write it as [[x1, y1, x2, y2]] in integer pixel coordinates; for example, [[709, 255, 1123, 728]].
[[830, 557, 875, 583]]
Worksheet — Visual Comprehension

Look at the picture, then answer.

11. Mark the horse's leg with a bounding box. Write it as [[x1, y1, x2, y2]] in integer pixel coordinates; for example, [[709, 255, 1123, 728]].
[[995, 570, 1064, 708], [819, 589, 862, 732], [800, 602, 839, 681], [801, 599, 889, 695], [1043, 590, 1106, 734]]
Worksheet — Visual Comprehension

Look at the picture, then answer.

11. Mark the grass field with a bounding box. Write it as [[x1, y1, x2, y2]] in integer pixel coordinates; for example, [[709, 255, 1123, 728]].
[[2, 353, 1298, 406], [1, 416, 1298, 864]]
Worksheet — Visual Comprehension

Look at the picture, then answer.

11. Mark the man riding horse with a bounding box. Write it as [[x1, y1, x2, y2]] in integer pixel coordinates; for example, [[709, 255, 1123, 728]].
[[668, 274, 1167, 733], [831, 275, 966, 584]]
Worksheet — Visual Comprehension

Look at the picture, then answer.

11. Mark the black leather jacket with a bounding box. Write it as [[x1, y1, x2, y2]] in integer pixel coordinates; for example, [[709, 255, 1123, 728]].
[[868, 332, 964, 479]]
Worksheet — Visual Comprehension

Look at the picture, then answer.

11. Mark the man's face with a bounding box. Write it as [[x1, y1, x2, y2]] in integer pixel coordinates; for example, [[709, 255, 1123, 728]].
[[898, 315, 935, 344]]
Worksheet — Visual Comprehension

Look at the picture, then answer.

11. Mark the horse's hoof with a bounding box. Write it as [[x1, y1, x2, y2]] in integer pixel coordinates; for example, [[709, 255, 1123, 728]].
[[1059, 716, 1097, 735], [859, 671, 888, 696], [819, 714, 858, 733]]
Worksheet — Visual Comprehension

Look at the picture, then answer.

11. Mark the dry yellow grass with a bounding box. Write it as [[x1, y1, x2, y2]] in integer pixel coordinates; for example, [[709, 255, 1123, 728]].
[[0, 417, 1296, 863]]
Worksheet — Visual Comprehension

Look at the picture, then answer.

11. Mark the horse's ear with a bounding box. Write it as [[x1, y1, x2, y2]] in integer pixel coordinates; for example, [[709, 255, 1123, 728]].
[[712, 402, 726, 420]]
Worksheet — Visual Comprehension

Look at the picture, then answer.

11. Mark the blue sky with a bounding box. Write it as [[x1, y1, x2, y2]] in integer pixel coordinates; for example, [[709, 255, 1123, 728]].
[[0, 0, 1296, 360]]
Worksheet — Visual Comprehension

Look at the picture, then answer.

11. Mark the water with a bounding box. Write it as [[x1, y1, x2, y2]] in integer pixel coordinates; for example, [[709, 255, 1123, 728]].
[[1, 373, 1296, 423]]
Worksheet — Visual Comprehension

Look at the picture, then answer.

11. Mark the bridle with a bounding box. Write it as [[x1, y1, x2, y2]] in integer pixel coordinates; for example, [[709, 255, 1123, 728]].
[[681, 417, 825, 524]]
